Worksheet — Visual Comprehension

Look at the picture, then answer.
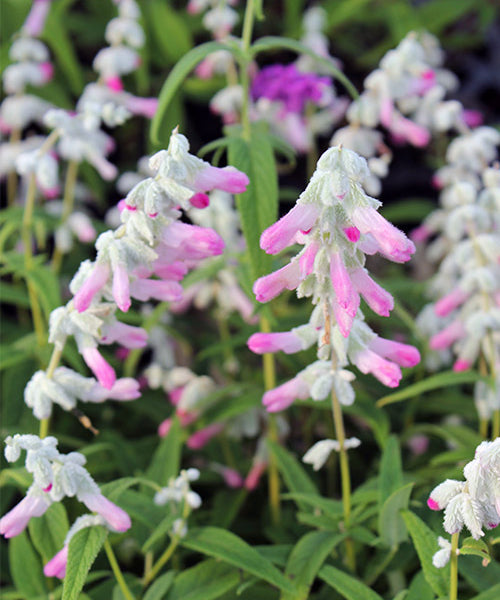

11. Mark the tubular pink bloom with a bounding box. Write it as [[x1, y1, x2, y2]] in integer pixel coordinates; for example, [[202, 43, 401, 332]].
[[105, 76, 124, 92], [189, 192, 210, 208], [74, 263, 110, 312], [163, 222, 225, 259], [253, 261, 302, 303], [350, 268, 394, 317], [115, 348, 130, 360], [193, 165, 249, 194], [82, 347, 116, 390], [299, 242, 318, 277], [39, 62, 54, 83], [158, 418, 172, 437], [429, 320, 465, 350], [79, 493, 131, 532], [244, 460, 267, 491], [124, 96, 158, 119], [462, 109, 483, 128], [351, 206, 415, 263], [44, 545, 68, 579], [262, 376, 309, 412], [410, 224, 432, 243], [129, 279, 183, 303], [176, 409, 198, 427], [380, 97, 394, 128], [260, 203, 319, 254], [187, 423, 225, 449], [220, 467, 244, 488], [427, 497, 440, 511], [248, 331, 303, 355], [453, 359, 471, 372], [169, 387, 184, 406], [332, 294, 358, 339], [434, 288, 469, 317], [82, 377, 140, 403], [330, 252, 354, 312], [353, 348, 402, 388], [23, 0, 51, 36], [112, 263, 131, 312], [344, 227, 360, 242], [87, 153, 118, 181], [153, 261, 188, 281], [0, 494, 51, 538], [369, 337, 420, 368], [100, 322, 148, 348], [391, 115, 430, 147]]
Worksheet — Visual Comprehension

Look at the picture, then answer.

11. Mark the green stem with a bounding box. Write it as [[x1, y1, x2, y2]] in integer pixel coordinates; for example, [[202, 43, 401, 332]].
[[260, 314, 281, 525], [492, 410, 500, 440], [449, 532, 459, 600], [51, 160, 79, 273], [240, 0, 256, 141], [7, 128, 21, 206], [104, 538, 135, 600], [143, 536, 179, 586], [331, 384, 356, 571], [39, 346, 65, 438]]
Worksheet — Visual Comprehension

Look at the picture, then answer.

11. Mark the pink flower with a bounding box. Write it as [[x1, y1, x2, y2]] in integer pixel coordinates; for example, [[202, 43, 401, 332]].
[[434, 288, 469, 317], [263, 376, 310, 412], [129, 279, 183, 303], [44, 545, 68, 579], [330, 252, 355, 313], [213, 465, 244, 488], [260, 203, 319, 254], [81, 347, 116, 390], [368, 337, 420, 368], [248, 331, 303, 354], [193, 165, 249, 195], [0, 493, 51, 538], [73, 263, 110, 312], [189, 193, 210, 208], [350, 268, 394, 317], [244, 459, 267, 491], [253, 261, 302, 303], [161, 222, 225, 259], [461, 109, 483, 128], [409, 224, 432, 243], [23, 0, 52, 37], [78, 493, 131, 532], [112, 263, 131, 312], [82, 377, 141, 403], [332, 294, 359, 338], [124, 96, 158, 119], [100, 322, 148, 348], [453, 359, 471, 372], [187, 423, 225, 449], [353, 348, 402, 388], [351, 206, 415, 263], [158, 418, 172, 437], [429, 320, 465, 350], [427, 497, 440, 511]]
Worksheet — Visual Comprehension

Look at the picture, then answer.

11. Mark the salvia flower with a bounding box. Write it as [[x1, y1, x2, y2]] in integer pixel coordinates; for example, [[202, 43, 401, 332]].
[[0, 435, 131, 538], [303, 437, 361, 471], [427, 438, 500, 540], [248, 145, 419, 412], [154, 469, 202, 537]]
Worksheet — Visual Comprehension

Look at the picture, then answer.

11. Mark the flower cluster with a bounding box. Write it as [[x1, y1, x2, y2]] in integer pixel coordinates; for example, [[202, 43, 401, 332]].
[[428, 438, 500, 546], [154, 469, 202, 537], [0, 435, 131, 539], [248, 145, 419, 415]]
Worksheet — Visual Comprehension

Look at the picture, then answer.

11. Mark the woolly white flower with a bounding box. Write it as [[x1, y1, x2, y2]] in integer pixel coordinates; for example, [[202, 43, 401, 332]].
[[303, 437, 361, 471]]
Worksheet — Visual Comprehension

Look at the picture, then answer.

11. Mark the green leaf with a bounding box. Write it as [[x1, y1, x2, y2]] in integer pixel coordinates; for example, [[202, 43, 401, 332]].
[[62, 526, 108, 600], [267, 439, 319, 512], [9, 531, 47, 597], [377, 370, 487, 407], [281, 493, 343, 519], [164, 560, 239, 600], [151, 41, 240, 143], [282, 531, 345, 600], [378, 483, 414, 548], [146, 417, 183, 486], [143, 571, 175, 600], [401, 510, 449, 597], [227, 125, 278, 281], [141, 511, 177, 552], [459, 555, 500, 592], [25, 263, 62, 321], [470, 583, 500, 600], [405, 571, 436, 600], [181, 527, 296, 593], [319, 564, 384, 600], [145, 0, 192, 63], [250, 36, 359, 100], [460, 537, 491, 564], [29, 502, 69, 563], [378, 435, 403, 505]]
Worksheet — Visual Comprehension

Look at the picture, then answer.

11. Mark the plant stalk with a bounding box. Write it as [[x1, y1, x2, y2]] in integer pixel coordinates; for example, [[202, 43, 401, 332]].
[[239, 0, 255, 141], [51, 160, 79, 273], [449, 532, 459, 600], [104, 538, 135, 600]]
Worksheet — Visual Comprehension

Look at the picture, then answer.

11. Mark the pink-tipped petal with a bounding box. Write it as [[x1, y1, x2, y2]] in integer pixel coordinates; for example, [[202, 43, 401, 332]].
[[427, 497, 440, 511], [194, 165, 249, 194], [354, 349, 402, 388], [429, 320, 465, 350], [73, 263, 110, 312], [260, 203, 319, 255], [189, 193, 210, 208], [248, 331, 303, 354], [253, 261, 302, 303], [112, 263, 131, 312], [82, 347, 116, 390], [187, 423, 225, 449], [44, 546, 68, 579], [79, 493, 131, 532], [262, 376, 309, 412], [369, 337, 420, 368], [351, 268, 394, 317], [434, 288, 468, 317]]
